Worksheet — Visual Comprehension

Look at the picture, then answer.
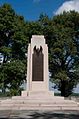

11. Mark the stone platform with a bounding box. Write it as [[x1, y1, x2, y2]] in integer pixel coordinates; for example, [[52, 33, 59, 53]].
[[0, 91, 79, 111]]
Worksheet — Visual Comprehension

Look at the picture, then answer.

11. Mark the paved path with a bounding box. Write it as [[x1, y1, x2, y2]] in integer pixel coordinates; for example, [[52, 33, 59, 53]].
[[0, 110, 79, 119]]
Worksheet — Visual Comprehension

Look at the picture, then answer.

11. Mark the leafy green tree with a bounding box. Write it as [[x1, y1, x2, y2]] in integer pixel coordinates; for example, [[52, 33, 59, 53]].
[[0, 3, 28, 62], [49, 11, 79, 96], [0, 60, 26, 95], [0, 4, 15, 63], [38, 14, 55, 49], [26, 21, 43, 43], [0, 4, 28, 95], [12, 15, 28, 60]]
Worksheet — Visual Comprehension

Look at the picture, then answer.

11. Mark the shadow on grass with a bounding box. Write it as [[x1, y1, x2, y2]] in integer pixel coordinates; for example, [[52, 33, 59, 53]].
[[28, 112, 79, 119], [0, 111, 79, 119]]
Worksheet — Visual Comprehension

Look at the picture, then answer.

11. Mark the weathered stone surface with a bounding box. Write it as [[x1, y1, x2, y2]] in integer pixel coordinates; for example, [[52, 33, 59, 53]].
[[24, 35, 49, 92]]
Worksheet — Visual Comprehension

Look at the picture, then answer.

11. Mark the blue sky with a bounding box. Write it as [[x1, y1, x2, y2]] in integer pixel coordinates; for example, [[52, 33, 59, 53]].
[[0, 0, 65, 21]]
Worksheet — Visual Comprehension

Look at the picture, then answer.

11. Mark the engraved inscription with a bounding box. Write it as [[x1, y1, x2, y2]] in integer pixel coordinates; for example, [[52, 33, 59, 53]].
[[32, 46, 44, 81]]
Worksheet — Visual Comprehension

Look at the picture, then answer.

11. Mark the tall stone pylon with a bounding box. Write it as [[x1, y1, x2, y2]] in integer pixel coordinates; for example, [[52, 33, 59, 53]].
[[22, 35, 54, 96]]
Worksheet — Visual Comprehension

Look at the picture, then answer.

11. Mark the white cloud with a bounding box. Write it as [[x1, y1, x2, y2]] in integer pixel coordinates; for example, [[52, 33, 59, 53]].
[[55, 0, 79, 15]]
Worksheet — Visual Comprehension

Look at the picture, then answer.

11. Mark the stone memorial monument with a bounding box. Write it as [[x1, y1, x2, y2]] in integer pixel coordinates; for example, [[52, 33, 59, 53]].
[[22, 35, 54, 96]]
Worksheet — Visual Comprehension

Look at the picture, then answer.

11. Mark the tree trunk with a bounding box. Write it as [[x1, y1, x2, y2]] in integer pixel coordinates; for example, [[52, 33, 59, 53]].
[[3, 54, 7, 63], [2, 84, 5, 94], [61, 80, 65, 97]]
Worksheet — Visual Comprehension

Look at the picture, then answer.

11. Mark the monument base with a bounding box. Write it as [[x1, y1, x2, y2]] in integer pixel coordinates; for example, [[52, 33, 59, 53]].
[[0, 91, 79, 111], [21, 90, 54, 97]]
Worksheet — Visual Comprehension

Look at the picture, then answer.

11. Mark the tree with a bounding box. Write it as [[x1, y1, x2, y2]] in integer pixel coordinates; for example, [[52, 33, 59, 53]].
[[49, 11, 79, 96], [38, 14, 55, 49], [0, 4, 15, 63], [26, 21, 43, 43], [0, 60, 26, 95], [0, 4, 28, 95], [0, 4, 28, 62]]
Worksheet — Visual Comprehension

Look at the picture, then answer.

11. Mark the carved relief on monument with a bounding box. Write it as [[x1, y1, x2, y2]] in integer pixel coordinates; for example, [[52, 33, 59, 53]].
[[32, 46, 44, 81]]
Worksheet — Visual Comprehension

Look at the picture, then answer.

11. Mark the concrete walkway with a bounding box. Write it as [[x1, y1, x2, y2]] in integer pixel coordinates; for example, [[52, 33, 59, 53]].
[[0, 110, 79, 119]]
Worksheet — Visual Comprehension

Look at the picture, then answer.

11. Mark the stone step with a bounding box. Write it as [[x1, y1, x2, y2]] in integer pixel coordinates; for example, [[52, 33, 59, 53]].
[[0, 105, 79, 111], [0, 98, 78, 106], [0, 101, 77, 107], [0, 103, 78, 107], [0, 98, 79, 110], [11, 106, 62, 111], [12, 96, 64, 101], [0, 100, 78, 105], [0, 101, 78, 108], [0, 95, 79, 111], [19, 106, 79, 110], [0, 102, 78, 106], [0, 107, 12, 110], [12, 95, 64, 99]]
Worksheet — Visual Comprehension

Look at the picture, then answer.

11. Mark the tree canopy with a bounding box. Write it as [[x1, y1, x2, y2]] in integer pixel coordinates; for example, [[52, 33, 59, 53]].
[[0, 4, 27, 95], [49, 11, 79, 96]]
